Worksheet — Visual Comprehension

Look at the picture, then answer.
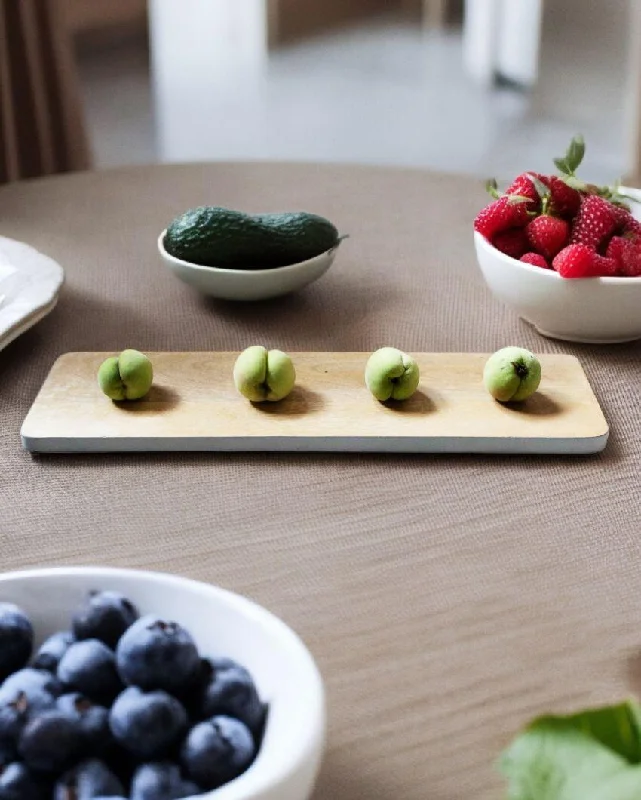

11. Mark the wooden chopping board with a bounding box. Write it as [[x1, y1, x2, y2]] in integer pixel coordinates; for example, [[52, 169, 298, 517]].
[[21, 352, 609, 455]]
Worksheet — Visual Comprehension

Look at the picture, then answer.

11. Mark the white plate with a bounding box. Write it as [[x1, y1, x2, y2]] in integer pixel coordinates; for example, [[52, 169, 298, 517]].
[[0, 235, 64, 352]]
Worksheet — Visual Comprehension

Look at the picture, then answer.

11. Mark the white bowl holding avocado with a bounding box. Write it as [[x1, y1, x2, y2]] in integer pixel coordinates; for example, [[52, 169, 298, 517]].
[[159, 207, 342, 301]]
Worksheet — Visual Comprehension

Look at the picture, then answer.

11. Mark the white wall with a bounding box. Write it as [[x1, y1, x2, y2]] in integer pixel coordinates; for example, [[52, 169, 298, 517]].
[[534, 0, 630, 125]]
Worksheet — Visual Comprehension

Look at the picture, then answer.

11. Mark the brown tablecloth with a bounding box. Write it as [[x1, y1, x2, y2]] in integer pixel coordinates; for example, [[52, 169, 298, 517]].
[[1, 163, 641, 799]]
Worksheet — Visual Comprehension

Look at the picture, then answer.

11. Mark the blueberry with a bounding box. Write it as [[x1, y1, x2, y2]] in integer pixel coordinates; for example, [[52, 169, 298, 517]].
[[73, 592, 139, 649], [57, 693, 113, 756], [116, 616, 199, 695], [19, 710, 84, 772], [0, 671, 57, 743], [33, 632, 75, 673], [181, 715, 256, 790], [54, 759, 124, 800], [0, 762, 48, 800], [199, 658, 265, 736], [0, 604, 33, 681], [131, 762, 200, 800], [58, 640, 123, 705], [0, 740, 16, 767], [109, 687, 188, 761], [1, 668, 62, 698]]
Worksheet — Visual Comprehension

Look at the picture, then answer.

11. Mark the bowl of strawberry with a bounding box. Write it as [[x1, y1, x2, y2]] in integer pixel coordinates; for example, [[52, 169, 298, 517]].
[[473, 136, 641, 343]]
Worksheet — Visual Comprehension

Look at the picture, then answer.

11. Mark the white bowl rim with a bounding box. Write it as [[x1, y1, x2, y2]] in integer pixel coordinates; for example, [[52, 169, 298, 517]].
[[0, 565, 326, 800], [474, 230, 641, 284], [158, 230, 338, 276]]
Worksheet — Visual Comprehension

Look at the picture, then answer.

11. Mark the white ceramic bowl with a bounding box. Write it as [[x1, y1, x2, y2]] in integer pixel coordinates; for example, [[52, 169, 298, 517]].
[[0, 566, 325, 800], [474, 230, 641, 344], [158, 232, 338, 301]]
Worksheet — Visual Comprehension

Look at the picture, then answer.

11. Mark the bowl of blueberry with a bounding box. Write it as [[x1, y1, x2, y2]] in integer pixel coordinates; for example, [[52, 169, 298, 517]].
[[0, 566, 325, 800]]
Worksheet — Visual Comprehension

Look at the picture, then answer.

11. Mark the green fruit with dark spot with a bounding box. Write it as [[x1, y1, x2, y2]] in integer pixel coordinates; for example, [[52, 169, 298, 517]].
[[483, 346, 541, 403], [163, 207, 341, 270]]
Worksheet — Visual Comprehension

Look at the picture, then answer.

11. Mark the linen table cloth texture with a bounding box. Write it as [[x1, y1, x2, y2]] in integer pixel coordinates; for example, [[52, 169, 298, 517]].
[[1, 162, 641, 800]]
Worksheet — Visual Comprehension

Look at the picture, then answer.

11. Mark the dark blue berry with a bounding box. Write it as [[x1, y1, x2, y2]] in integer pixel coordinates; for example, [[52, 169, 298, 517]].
[[73, 592, 139, 649], [116, 616, 199, 695], [0, 671, 57, 744], [0, 604, 33, 681], [1, 668, 62, 698], [18, 710, 84, 773], [58, 640, 123, 705], [181, 715, 256, 790], [0, 762, 48, 800], [130, 762, 200, 800], [0, 740, 16, 767], [199, 658, 265, 736], [56, 693, 113, 756], [109, 687, 188, 761], [54, 759, 124, 800], [33, 632, 75, 673]]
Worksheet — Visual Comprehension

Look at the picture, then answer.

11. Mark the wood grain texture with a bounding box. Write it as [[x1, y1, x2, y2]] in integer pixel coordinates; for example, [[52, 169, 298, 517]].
[[21, 351, 608, 454]]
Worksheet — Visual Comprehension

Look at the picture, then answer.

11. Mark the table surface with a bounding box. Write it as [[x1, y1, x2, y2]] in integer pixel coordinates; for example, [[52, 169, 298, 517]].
[[1, 162, 641, 799]]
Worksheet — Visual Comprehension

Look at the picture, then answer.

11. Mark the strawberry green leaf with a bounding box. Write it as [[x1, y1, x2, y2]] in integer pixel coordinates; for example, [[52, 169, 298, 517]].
[[566, 135, 585, 173], [563, 175, 587, 191], [506, 194, 532, 206], [554, 157, 571, 175], [526, 173, 550, 201], [486, 178, 501, 199]]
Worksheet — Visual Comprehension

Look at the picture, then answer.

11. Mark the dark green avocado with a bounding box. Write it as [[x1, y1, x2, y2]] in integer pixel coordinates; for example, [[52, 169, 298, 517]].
[[163, 206, 342, 270]]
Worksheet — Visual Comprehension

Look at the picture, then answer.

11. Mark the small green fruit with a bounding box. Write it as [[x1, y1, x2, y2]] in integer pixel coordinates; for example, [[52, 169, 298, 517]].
[[233, 345, 296, 402], [483, 346, 541, 402], [365, 347, 420, 402], [98, 349, 153, 401]]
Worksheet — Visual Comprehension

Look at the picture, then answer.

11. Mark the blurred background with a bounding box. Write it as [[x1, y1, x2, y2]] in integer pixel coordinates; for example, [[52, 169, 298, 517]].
[[3, 0, 641, 185]]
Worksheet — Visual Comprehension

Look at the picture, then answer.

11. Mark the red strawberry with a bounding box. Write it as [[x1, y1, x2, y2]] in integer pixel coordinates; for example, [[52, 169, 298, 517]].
[[553, 244, 599, 278], [616, 238, 641, 276], [506, 173, 541, 212], [520, 252, 550, 269], [492, 228, 529, 259], [570, 195, 618, 249], [526, 215, 570, 260], [611, 204, 641, 240], [591, 254, 619, 277], [533, 173, 581, 218], [623, 247, 641, 277], [606, 236, 629, 273], [474, 196, 531, 240]]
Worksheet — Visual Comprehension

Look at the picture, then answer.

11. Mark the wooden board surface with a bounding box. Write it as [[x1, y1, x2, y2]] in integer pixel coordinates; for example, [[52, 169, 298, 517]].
[[21, 352, 609, 454]]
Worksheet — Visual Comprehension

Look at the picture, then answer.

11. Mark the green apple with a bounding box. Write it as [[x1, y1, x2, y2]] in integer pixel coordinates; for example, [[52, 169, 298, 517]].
[[483, 346, 541, 402], [365, 347, 420, 402], [98, 349, 153, 401], [233, 345, 296, 402]]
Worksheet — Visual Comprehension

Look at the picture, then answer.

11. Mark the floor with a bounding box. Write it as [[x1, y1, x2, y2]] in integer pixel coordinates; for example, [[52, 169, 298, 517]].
[[76, 17, 629, 186]]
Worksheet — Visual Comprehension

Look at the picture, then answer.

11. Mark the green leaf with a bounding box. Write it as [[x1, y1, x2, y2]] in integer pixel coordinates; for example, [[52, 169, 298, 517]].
[[486, 178, 501, 199], [499, 701, 641, 800], [526, 173, 550, 201], [507, 194, 531, 205], [563, 175, 587, 191], [554, 157, 571, 175], [501, 723, 628, 800], [566, 135, 585, 173], [583, 769, 641, 800]]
